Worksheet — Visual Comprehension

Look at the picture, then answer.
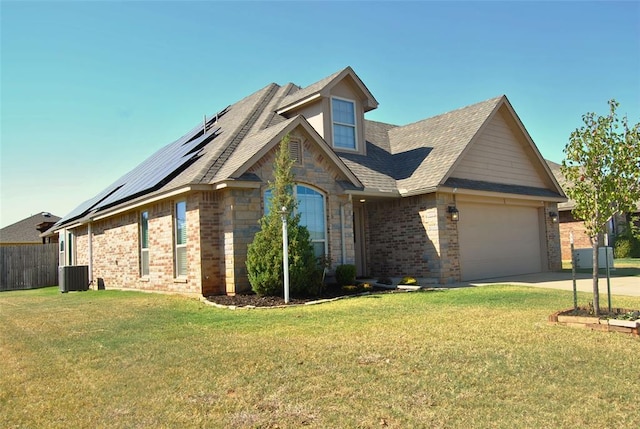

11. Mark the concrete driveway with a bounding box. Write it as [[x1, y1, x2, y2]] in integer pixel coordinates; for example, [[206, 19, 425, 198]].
[[465, 271, 640, 297]]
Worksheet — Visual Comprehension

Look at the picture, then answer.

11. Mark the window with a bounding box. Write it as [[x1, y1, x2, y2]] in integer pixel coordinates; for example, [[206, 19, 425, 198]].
[[140, 211, 149, 277], [264, 185, 327, 257], [332, 97, 356, 150], [297, 186, 326, 257], [175, 201, 187, 277]]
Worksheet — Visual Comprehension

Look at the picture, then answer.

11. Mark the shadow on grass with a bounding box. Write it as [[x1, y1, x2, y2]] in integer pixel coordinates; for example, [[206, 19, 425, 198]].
[[560, 267, 640, 277]]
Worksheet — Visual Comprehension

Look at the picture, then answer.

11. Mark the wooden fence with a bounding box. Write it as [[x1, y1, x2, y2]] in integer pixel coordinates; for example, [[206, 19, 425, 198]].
[[0, 244, 58, 291]]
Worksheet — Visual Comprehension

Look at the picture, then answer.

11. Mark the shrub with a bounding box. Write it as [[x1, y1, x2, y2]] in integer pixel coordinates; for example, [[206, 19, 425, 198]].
[[246, 135, 319, 297], [246, 216, 318, 297], [399, 276, 418, 285], [335, 264, 356, 287], [614, 238, 633, 259], [377, 277, 393, 285]]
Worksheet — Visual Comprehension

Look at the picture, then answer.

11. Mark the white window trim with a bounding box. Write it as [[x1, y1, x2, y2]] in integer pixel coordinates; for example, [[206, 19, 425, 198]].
[[140, 211, 149, 278], [330, 96, 358, 152], [174, 201, 187, 278]]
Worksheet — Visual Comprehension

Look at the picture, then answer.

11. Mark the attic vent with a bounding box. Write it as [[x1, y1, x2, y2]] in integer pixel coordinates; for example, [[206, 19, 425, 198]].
[[290, 139, 302, 165]]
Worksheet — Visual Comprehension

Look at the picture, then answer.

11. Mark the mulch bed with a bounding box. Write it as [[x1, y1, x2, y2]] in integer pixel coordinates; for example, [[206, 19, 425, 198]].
[[206, 287, 395, 308]]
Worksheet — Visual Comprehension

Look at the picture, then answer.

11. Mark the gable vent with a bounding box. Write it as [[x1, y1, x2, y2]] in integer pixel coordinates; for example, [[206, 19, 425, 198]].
[[289, 139, 302, 164]]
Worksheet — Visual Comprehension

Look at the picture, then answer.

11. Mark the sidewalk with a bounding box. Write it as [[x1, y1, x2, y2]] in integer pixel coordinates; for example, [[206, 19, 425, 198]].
[[464, 271, 640, 297]]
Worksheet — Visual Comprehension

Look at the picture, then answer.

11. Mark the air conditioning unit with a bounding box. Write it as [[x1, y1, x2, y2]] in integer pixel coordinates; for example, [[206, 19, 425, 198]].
[[59, 265, 89, 293], [573, 247, 615, 270]]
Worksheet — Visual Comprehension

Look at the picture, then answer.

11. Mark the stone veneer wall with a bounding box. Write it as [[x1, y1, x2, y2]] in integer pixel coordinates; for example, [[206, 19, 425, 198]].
[[435, 193, 461, 283], [544, 202, 563, 270], [242, 133, 356, 289], [220, 187, 262, 295]]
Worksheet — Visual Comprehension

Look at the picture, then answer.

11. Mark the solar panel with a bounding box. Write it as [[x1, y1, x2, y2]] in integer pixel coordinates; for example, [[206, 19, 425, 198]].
[[93, 127, 220, 211], [57, 106, 230, 226]]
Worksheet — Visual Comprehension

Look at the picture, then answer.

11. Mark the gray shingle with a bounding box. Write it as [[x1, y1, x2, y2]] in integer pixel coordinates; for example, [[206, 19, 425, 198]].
[[1, 212, 60, 244]]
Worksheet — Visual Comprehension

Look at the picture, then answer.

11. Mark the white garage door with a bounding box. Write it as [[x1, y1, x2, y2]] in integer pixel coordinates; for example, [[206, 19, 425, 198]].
[[457, 202, 543, 281]]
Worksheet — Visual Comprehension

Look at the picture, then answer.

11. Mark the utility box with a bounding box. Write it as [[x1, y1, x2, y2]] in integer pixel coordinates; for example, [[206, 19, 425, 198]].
[[573, 247, 614, 270], [59, 265, 89, 293]]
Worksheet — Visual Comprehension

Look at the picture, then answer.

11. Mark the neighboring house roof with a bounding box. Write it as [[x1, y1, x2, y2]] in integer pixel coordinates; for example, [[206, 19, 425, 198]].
[[54, 68, 564, 230], [0, 212, 61, 244], [546, 160, 574, 210], [548, 159, 640, 213]]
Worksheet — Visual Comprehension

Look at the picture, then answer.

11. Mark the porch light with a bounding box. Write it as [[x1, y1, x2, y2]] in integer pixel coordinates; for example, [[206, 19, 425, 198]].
[[549, 212, 559, 223], [448, 206, 460, 222]]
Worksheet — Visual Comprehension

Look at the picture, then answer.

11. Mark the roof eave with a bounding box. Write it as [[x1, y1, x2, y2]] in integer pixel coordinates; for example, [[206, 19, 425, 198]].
[[275, 93, 322, 116]]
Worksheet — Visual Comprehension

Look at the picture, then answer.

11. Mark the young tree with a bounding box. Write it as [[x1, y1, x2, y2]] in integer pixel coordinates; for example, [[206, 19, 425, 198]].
[[246, 135, 319, 297], [561, 99, 640, 315]]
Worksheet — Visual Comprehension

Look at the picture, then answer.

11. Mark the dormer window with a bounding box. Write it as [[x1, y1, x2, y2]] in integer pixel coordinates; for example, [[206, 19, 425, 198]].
[[331, 97, 357, 150]]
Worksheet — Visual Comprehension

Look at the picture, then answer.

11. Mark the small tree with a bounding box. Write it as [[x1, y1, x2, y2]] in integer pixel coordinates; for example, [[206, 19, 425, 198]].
[[561, 99, 640, 315], [246, 135, 319, 297]]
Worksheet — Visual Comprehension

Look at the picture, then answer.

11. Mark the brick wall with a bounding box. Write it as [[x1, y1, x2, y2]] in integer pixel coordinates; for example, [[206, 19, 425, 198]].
[[70, 195, 227, 296], [365, 194, 437, 280], [559, 210, 591, 261], [196, 191, 224, 295]]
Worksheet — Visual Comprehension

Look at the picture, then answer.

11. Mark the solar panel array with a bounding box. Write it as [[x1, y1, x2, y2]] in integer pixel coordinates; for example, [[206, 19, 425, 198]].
[[58, 107, 229, 226]]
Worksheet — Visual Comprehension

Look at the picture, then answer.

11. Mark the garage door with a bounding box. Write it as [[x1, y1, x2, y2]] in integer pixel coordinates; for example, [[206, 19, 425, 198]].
[[457, 202, 543, 280]]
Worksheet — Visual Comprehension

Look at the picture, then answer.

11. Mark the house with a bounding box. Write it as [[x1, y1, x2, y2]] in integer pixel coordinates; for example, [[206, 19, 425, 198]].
[[52, 67, 565, 296], [547, 160, 640, 260], [0, 212, 60, 245]]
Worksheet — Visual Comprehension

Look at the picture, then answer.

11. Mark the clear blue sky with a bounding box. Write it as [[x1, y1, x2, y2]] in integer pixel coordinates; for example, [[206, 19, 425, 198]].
[[1, 1, 639, 227]]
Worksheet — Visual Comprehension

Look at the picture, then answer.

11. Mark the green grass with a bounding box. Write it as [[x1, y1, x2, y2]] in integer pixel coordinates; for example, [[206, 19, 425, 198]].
[[2, 286, 639, 428], [562, 257, 640, 275]]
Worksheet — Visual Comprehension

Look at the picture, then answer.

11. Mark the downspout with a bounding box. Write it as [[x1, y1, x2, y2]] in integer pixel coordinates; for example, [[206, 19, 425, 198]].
[[340, 203, 346, 264], [88, 221, 93, 288]]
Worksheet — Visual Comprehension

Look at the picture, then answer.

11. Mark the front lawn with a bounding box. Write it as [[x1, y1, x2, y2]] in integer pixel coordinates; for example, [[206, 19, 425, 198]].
[[1, 286, 639, 428], [562, 257, 640, 275]]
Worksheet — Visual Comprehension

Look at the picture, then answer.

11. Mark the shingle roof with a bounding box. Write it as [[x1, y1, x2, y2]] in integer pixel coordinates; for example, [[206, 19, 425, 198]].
[[339, 120, 399, 193], [339, 96, 505, 195], [1, 212, 60, 244], [390, 96, 504, 194], [277, 66, 378, 115], [55, 68, 563, 228]]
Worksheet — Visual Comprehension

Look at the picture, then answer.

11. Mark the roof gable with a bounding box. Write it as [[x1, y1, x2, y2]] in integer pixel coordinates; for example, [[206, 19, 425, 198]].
[[276, 66, 378, 116], [389, 96, 503, 195], [446, 97, 564, 196], [213, 116, 362, 189]]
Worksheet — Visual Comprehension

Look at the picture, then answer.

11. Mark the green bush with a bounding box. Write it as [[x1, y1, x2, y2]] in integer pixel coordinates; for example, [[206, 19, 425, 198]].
[[245, 134, 319, 297], [614, 238, 633, 259], [399, 276, 418, 285], [246, 217, 319, 297], [335, 264, 356, 287]]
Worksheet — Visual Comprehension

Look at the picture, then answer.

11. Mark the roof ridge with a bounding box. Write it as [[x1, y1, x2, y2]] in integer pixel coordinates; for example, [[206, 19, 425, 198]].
[[365, 118, 399, 128], [394, 95, 504, 130], [197, 83, 280, 183], [255, 83, 299, 131]]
